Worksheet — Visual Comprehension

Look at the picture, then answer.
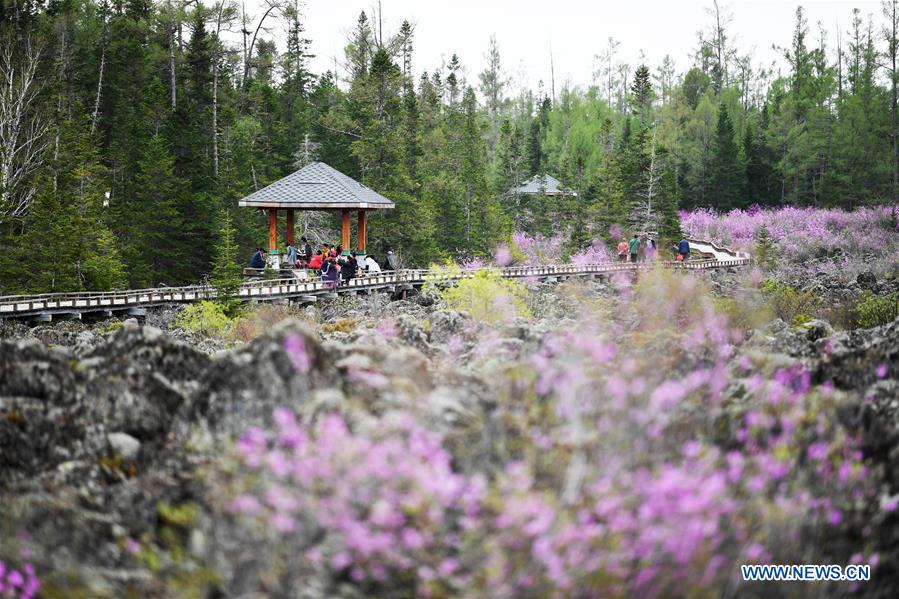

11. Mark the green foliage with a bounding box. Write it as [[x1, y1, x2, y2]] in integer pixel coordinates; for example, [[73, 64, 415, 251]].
[[760, 279, 819, 326], [753, 226, 777, 270], [439, 267, 531, 324], [709, 103, 744, 210], [855, 291, 899, 329], [211, 208, 243, 316], [3, 0, 899, 294], [101, 321, 124, 334], [422, 261, 463, 297], [157, 502, 199, 528], [175, 301, 234, 338]]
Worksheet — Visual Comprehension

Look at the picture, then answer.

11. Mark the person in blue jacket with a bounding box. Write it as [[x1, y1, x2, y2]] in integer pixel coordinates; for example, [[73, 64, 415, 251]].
[[250, 248, 265, 268], [677, 238, 691, 262]]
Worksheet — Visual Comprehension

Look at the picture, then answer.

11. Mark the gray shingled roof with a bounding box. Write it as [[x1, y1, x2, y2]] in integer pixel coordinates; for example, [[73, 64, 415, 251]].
[[238, 162, 395, 210], [515, 174, 577, 196]]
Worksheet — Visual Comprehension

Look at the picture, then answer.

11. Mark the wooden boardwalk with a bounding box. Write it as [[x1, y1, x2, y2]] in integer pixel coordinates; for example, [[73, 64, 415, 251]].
[[0, 240, 749, 321]]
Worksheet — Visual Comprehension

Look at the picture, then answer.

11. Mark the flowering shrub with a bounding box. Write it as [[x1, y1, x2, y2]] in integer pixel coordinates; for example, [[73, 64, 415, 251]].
[[681, 205, 899, 280], [440, 268, 531, 324], [569, 240, 614, 266], [508, 231, 566, 266], [230, 410, 486, 595], [220, 269, 877, 597], [0, 560, 40, 599]]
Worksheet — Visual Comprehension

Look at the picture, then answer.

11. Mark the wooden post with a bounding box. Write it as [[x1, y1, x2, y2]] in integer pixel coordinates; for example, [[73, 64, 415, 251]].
[[268, 209, 280, 268], [341, 210, 350, 253], [357, 210, 367, 254], [286, 209, 295, 246]]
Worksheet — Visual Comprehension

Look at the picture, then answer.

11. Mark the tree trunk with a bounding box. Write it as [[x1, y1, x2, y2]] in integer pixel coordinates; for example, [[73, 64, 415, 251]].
[[646, 127, 657, 218], [169, 7, 177, 110], [0, 39, 50, 223], [91, 43, 105, 135]]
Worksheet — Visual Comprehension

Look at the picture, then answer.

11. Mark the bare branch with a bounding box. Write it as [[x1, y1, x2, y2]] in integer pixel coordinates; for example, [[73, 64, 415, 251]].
[[0, 37, 50, 223]]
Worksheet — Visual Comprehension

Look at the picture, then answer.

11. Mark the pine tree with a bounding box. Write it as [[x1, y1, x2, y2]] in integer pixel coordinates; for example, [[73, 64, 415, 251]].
[[212, 207, 243, 315], [460, 86, 507, 253], [630, 64, 654, 127], [496, 118, 527, 230], [350, 46, 438, 264], [591, 118, 625, 236], [283, 0, 314, 97], [709, 103, 743, 210], [125, 135, 184, 286], [15, 113, 127, 293], [657, 149, 683, 252]]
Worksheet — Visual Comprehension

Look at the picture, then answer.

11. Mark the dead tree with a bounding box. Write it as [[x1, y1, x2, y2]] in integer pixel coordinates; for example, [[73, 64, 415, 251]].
[[0, 38, 50, 223]]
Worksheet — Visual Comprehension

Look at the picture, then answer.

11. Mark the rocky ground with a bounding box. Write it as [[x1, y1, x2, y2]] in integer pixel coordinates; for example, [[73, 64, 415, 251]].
[[1, 269, 898, 597]]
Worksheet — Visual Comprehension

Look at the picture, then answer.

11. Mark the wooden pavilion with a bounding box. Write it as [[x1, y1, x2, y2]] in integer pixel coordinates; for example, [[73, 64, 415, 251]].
[[238, 162, 395, 268]]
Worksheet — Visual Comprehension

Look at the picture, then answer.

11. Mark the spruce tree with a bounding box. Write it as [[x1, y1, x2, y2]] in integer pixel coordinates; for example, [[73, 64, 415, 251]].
[[630, 64, 654, 126], [657, 151, 683, 254], [211, 208, 243, 315], [709, 103, 744, 210]]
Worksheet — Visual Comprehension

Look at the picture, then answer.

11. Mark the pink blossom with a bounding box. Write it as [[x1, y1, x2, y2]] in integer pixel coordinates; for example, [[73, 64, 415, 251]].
[[283, 334, 311, 372]]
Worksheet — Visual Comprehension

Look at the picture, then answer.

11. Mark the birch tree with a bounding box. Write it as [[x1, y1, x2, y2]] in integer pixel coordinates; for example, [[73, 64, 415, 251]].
[[0, 38, 49, 223]]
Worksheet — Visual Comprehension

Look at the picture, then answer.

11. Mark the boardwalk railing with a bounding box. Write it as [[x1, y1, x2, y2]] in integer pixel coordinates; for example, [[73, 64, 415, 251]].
[[0, 256, 750, 318]]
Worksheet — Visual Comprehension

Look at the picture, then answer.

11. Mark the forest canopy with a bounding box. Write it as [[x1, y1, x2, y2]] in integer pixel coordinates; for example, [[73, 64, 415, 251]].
[[1, 0, 898, 293]]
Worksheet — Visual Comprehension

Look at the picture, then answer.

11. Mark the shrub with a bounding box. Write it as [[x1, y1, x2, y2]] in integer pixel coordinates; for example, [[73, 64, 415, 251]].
[[855, 291, 899, 329], [231, 304, 306, 342], [175, 301, 233, 338], [422, 261, 463, 297], [0, 558, 40, 598], [441, 268, 531, 324], [321, 318, 359, 334], [760, 279, 818, 326]]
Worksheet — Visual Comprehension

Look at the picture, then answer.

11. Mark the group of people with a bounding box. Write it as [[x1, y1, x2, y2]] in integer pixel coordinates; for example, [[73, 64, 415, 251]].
[[249, 237, 399, 287], [616, 234, 658, 263], [616, 234, 691, 263]]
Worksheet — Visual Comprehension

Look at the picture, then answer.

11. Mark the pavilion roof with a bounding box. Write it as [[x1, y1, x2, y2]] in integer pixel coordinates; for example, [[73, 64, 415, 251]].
[[514, 174, 577, 196], [238, 162, 395, 210]]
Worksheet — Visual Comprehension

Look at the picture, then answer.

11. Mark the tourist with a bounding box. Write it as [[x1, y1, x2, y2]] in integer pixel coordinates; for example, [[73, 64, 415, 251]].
[[364, 254, 381, 273], [330, 245, 338, 258], [308, 252, 323, 271], [299, 237, 313, 267], [678, 238, 691, 262], [637, 235, 647, 262], [250, 247, 265, 269], [617, 239, 628, 263], [386, 250, 398, 271], [341, 252, 358, 283], [286, 241, 298, 267], [628, 234, 640, 263], [320, 256, 339, 289], [647, 238, 657, 261]]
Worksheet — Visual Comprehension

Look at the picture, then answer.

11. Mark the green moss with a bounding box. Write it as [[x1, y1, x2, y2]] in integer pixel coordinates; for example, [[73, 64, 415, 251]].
[[101, 321, 124, 334], [157, 501, 199, 528], [321, 318, 359, 333]]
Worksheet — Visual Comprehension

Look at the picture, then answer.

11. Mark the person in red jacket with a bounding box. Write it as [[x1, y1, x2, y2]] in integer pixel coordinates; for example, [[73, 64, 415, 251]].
[[616, 239, 628, 263]]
